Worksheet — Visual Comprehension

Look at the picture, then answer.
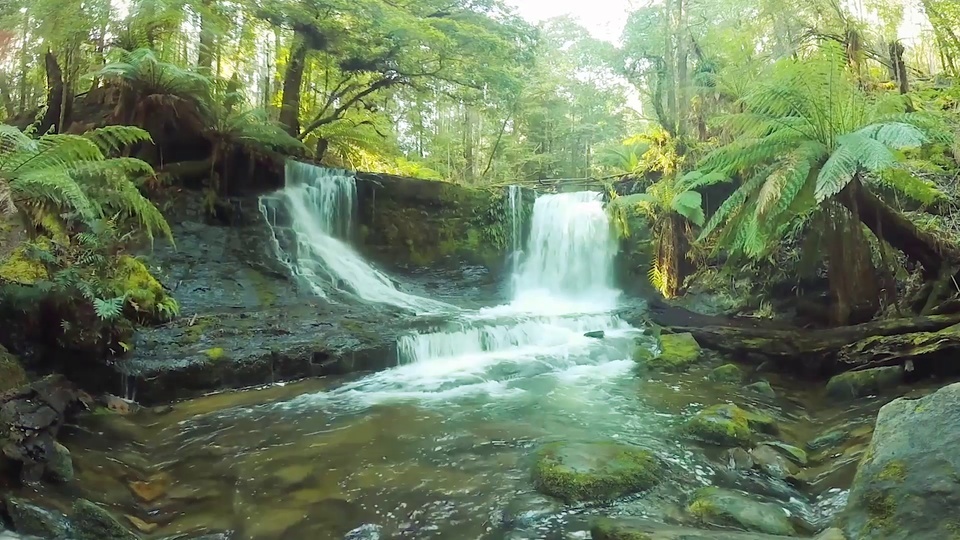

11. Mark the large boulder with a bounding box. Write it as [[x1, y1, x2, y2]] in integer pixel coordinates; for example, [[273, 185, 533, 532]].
[[840, 382, 960, 539], [531, 442, 662, 503]]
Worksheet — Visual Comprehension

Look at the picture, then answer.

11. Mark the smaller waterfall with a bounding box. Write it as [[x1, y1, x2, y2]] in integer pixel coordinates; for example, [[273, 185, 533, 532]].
[[506, 185, 523, 277], [260, 161, 451, 313]]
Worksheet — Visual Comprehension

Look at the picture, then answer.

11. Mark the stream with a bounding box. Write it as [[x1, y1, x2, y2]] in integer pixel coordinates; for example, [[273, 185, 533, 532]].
[[12, 164, 915, 539]]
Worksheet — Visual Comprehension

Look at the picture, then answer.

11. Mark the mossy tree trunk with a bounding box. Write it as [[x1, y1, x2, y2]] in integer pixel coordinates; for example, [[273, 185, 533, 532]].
[[279, 37, 308, 137]]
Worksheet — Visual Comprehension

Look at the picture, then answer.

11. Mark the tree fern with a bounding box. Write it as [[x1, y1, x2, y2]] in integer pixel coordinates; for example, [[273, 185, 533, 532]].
[[694, 46, 949, 259]]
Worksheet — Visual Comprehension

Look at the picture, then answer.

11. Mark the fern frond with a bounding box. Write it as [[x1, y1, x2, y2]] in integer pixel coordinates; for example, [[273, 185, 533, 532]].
[[84, 126, 154, 155]]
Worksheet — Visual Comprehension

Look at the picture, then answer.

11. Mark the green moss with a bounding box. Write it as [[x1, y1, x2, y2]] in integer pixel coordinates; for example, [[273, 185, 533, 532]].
[[877, 460, 907, 482], [590, 518, 653, 540], [245, 268, 277, 307], [182, 316, 214, 344], [0, 345, 28, 392], [532, 442, 662, 503], [204, 347, 226, 361], [113, 256, 178, 323], [862, 490, 897, 536], [645, 333, 702, 372], [685, 403, 778, 447], [0, 239, 50, 284]]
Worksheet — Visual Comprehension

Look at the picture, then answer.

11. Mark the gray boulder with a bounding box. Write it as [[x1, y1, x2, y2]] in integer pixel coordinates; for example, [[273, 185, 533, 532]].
[[840, 382, 960, 539]]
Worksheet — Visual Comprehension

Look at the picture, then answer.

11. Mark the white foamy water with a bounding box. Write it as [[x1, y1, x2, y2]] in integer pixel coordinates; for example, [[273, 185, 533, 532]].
[[309, 190, 639, 405], [260, 161, 452, 314]]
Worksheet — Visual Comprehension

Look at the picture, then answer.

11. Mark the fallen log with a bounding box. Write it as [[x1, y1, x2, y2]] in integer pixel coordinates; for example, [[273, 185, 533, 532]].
[[837, 323, 960, 371], [646, 308, 960, 375]]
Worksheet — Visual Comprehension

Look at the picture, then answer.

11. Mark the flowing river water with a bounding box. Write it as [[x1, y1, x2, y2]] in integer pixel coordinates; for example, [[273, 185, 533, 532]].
[[17, 164, 928, 539]]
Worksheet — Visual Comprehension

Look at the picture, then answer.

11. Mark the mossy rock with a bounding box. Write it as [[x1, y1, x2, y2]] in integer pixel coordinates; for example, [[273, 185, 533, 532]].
[[72, 499, 138, 540], [0, 238, 50, 284], [826, 366, 903, 401], [112, 255, 179, 324], [4, 497, 71, 538], [745, 381, 776, 398], [841, 382, 960, 539], [0, 344, 28, 392], [590, 518, 653, 540], [686, 404, 778, 447], [644, 333, 702, 372], [708, 364, 742, 383], [532, 442, 662, 503], [687, 487, 796, 536]]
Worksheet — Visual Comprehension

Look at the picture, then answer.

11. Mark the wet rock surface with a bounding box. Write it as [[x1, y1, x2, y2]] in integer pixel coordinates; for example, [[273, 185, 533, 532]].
[[687, 487, 796, 536], [825, 366, 903, 401], [840, 382, 960, 539], [122, 200, 494, 404], [0, 375, 88, 484], [592, 517, 800, 539]]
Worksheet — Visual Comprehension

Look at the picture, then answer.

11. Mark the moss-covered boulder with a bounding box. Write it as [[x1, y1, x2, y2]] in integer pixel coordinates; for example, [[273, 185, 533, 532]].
[[708, 364, 742, 382], [0, 238, 50, 284], [685, 404, 778, 447], [532, 442, 662, 503], [72, 499, 138, 540], [112, 255, 178, 324], [642, 333, 702, 372], [592, 516, 806, 539], [4, 497, 72, 538], [687, 487, 796, 536], [0, 345, 28, 392], [840, 382, 960, 539], [825, 366, 902, 401]]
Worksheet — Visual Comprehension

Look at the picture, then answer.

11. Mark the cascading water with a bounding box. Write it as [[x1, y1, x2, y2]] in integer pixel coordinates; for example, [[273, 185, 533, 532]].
[[322, 189, 637, 403], [259, 161, 451, 314], [506, 185, 523, 278]]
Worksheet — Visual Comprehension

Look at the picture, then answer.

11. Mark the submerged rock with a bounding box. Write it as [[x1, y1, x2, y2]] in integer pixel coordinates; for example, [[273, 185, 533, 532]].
[[531, 441, 662, 503], [749, 445, 798, 480], [745, 381, 776, 398], [840, 382, 960, 539], [685, 404, 778, 447], [725, 448, 755, 470], [825, 366, 902, 401], [4, 497, 71, 538], [46, 442, 74, 483], [591, 517, 799, 539], [642, 333, 702, 372], [709, 364, 743, 383], [585, 330, 606, 339], [762, 442, 807, 466], [687, 487, 796, 536], [71, 499, 137, 540]]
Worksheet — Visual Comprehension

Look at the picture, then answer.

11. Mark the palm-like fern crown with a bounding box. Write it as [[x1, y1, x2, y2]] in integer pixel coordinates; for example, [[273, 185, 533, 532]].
[[0, 123, 172, 243], [696, 46, 950, 259], [207, 82, 306, 156]]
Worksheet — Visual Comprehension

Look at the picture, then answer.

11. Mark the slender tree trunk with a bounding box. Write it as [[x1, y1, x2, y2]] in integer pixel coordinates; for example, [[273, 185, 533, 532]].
[[663, 0, 677, 134], [0, 73, 16, 120], [889, 41, 909, 95], [279, 37, 308, 137], [463, 104, 475, 183], [675, 0, 688, 138]]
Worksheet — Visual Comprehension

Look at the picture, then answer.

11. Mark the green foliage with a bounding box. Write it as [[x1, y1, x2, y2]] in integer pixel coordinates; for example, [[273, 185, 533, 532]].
[[695, 47, 950, 259], [0, 123, 172, 242]]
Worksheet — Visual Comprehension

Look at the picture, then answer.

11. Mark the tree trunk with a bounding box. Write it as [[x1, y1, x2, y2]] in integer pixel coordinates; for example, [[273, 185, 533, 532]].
[[0, 72, 15, 120], [197, 1, 216, 72], [889, 41, 909, 95], [842, 180, 960, 278], [279, 38, 308, 137], [39, 51, 67, 134]]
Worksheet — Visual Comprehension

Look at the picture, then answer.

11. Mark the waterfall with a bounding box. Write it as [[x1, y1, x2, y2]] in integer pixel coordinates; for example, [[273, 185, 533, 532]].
[[375, 189, 627, 398], [259, 161, 451, 314], [506, 185, 523, 278], [512, 191, 620, 311]]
